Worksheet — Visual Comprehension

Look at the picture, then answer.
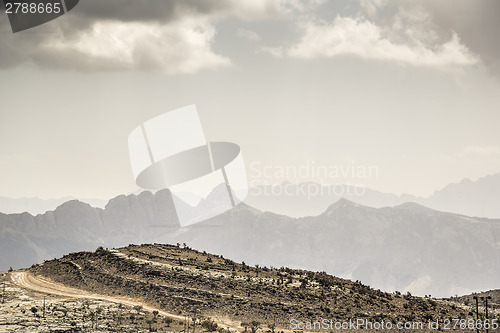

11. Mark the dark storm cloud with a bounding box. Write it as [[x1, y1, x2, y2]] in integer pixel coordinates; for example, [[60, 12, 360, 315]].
[[73, 0, 231, 23], [0, 0, 293, 71], [424, 0, 500, 77], [359, 0, 500, 77], [0, 0, 241, 71], [1, 0, 498, 76]]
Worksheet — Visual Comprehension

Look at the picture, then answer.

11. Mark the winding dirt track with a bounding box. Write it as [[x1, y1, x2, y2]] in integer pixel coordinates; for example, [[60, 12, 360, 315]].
[[10, 271, 240, 330]]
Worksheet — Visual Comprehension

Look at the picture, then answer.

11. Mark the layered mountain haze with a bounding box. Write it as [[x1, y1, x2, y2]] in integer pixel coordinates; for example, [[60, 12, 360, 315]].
[[245, 173, 500, 218], [0, 195, 107, 215], [3, 173, 499, 218], [0, 184, 240, 270], [0, 190, 180, 271], [173, 183, 243, 226], [245, 182, 406, 217], [427, 174, 500, 218], [2, 189, 499, 298]]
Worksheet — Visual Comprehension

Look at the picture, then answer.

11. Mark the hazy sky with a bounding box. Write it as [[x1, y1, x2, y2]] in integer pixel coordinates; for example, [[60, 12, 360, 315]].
[[1, 0, 500, 200]]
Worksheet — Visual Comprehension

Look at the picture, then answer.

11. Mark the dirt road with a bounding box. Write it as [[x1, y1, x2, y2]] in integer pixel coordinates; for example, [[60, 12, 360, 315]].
[[11, 271, 241, 330]]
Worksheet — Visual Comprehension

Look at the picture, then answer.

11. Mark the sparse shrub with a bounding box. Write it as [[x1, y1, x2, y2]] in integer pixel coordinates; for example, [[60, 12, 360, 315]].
[[202, 319, 218, 331], [250, 321, 261, 333]]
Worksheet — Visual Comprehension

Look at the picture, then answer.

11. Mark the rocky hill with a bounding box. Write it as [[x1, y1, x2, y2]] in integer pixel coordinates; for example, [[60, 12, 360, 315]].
[[453, 290, 500, 312], [29, 244, 483, 330]]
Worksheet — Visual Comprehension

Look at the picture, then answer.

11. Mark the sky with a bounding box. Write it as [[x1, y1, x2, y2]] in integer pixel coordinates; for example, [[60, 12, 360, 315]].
[[1, 0, 500, 200]]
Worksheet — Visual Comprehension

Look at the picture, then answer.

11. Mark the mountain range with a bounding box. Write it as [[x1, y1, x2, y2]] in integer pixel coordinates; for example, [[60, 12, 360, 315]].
[[2, 188, 499, 298], [245, 173, 500, 218], [2, 173, 499, 219], [0, 195, 107, 215]]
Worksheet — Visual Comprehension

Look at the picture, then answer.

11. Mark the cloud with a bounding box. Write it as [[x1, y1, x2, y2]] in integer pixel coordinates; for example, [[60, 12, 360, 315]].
[[41, 18, 230, 73], [257, 0, 484, 71], [0, 16, 229, 73], [359, 0, 388, 18], [1, 0, 495, 75], [236, 28, 261, 42], [223, 0, 300, 20], [51, 0, 296, 25], [284, 16, 478, 68], [0, 0, 297, 72], [422, 0, 500, 78], [357, 0, 500, 77], [262, 46, 285, 58]]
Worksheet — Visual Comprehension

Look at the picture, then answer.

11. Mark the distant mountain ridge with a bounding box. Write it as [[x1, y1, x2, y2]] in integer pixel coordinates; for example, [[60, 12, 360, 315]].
[[2, 173, 499, 218], [2, 190, 499, 298], [245, 173, 500, 218], [0, 190, 180, 271], [0, 195, 107, 215]]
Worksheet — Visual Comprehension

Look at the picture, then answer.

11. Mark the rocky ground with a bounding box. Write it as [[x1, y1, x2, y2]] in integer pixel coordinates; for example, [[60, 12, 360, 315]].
[[0, 271, 219, 332]]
